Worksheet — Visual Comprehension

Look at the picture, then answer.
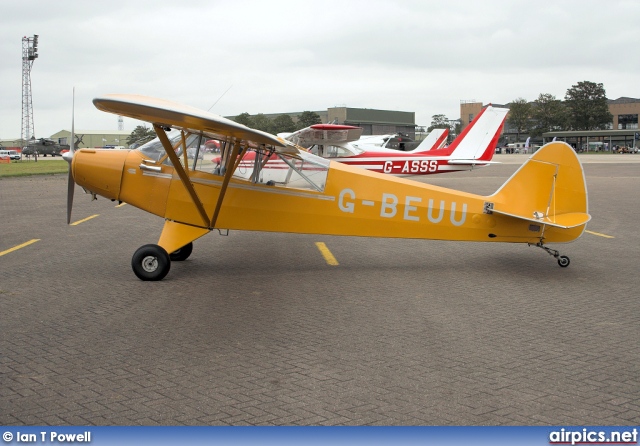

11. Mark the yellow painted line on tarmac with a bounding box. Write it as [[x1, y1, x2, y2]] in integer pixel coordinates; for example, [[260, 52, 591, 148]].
[[0, 239, 40, 257], [70, 214, 100, 226], [315, 242, 339, 266], [585, 230, 615, 239]]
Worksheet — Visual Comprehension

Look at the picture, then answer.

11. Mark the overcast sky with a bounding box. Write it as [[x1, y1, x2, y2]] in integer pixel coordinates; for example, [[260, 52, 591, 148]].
[[1, 0, 639, 139]]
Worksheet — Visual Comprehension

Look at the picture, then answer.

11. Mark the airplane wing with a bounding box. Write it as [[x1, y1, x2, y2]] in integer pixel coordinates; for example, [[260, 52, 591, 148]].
[[92, 94, 311, 233], [93, 94, 299, 154], [282, 124, 363, 147]]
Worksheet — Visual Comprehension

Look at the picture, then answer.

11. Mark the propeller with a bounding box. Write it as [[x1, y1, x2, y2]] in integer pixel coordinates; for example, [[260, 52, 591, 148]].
[[64, 87, 76, 224]]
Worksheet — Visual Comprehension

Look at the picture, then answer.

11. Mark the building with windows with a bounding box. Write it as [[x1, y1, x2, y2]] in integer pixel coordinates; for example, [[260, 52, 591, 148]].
[[460, 97, 640, 149], [460, 100, 484, 129], [49, 130, 131, 149], [259, 106, 416, 138], [325, 107, 415, 137], [8, 98, 638, 150], [541, 129, 639, 151], [608, 97, 639, 130]]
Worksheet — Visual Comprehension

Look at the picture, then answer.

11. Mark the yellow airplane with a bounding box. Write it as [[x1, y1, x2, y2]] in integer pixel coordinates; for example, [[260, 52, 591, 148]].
[[64, 94, 591, 281]]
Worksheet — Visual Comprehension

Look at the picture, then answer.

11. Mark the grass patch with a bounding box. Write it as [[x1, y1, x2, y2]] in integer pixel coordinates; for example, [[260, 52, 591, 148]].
[[0, 160, 69, 177]]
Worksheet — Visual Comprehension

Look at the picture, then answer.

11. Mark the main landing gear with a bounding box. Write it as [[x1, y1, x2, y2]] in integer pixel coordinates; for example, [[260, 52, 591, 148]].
[[531, 242, 570, 268], [131, 242, 193, 281], [169, 242, 193, 261]]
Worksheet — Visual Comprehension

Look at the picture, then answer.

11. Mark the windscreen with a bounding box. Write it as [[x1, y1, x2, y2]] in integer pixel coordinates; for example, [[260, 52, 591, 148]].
[[137, 129, 329, 192]]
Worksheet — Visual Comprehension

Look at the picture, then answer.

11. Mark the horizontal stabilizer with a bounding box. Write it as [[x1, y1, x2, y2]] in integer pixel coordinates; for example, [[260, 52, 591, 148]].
[[447, 159, 501, 165], [491, 209, 591, 229]]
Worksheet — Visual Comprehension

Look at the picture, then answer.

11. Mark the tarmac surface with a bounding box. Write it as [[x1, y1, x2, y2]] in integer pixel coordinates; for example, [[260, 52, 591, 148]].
[[1, 154, 639, 425]]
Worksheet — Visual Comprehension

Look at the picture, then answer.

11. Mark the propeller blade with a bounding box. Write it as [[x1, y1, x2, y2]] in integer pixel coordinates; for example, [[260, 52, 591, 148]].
[[65, 87, 76, 224], [66, 167, 74, 224]]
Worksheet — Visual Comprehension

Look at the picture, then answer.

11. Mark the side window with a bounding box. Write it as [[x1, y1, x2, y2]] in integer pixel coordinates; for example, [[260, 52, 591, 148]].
[[137, 130, 209, 169], [325, 146, 337, 157], [193, 138, 224, 175], [325, 145, 348, 158], [231, 148, 329, 192]]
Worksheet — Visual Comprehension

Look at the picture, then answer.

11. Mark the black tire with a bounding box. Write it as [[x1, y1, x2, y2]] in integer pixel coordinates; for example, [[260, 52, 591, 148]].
[[131, 244, 171, 281], [170, 242, 193, 261], [557, 255, 570, 268]]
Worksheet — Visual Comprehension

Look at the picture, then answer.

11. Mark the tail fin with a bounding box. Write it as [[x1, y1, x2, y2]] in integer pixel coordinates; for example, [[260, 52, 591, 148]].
[[489, 141, 590, 242], [445, 105, 509, 161], [408, 128, 448, 153], [424, 105, 509, 163]]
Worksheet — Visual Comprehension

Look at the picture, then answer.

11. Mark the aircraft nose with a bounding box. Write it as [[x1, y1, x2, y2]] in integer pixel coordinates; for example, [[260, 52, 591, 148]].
[[72, 149, 129, 200]]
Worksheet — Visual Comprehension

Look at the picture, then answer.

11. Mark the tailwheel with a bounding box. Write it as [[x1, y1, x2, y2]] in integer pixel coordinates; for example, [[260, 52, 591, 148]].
[[169, 242, 193, 261], [132, 244, 171, 281], [530, 242, 571, 268]]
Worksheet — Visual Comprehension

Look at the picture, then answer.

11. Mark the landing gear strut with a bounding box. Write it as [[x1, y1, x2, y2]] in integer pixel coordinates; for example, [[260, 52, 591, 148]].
[[531, 242, 570, 267], [169, 242, 193, 261]]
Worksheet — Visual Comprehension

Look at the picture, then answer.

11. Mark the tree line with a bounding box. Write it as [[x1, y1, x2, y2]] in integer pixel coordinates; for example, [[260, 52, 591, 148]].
[[233, 111, 322, 134], [126, 111, 324, 147], [429, 80, 614, 142], [127, 80, 614, 147]]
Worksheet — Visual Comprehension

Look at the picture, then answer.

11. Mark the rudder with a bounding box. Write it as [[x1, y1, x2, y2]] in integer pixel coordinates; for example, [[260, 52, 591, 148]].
[[488, 142, 590, 241]]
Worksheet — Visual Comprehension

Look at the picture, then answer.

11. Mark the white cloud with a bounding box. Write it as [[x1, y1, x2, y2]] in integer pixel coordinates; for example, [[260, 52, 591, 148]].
[[1, 0, 639, 139]]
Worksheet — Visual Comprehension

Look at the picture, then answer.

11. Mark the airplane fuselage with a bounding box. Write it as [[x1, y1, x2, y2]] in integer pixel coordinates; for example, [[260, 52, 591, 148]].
[[68, 94, 588, 281], [327, 155, 479, 175], [72, 146, 581, 257]]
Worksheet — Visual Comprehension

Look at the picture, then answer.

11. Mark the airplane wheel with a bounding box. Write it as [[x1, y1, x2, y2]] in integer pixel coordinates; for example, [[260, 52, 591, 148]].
[[169, 242, 193, 261], [557, 255, 570, 268], [132, 244, 170, 281]]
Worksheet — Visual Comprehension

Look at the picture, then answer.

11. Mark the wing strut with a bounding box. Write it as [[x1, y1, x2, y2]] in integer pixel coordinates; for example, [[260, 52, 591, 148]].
[[154, 124, 210, 227], [210, 139, 244, 228]]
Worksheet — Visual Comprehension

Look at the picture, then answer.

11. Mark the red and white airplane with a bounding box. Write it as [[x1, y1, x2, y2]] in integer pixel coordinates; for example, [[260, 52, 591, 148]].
[[282, 105, 508, 176]]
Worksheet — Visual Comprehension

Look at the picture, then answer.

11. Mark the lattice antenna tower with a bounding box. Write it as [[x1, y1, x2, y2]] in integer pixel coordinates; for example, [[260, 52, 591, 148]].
[[21, 34, 39, 144], [118, 116, 124, 131]]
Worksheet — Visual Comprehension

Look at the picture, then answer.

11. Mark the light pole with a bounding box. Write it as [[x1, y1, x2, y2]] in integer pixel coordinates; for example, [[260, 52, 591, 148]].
[[21, 34, 38, 161]]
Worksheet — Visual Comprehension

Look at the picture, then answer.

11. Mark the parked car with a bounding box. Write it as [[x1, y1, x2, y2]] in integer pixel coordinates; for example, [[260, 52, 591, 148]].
[[0, 149, 21, 160]]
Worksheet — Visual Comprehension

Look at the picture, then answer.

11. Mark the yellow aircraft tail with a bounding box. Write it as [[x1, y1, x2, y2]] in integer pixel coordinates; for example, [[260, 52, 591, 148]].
[[488, 141, 590, 244]]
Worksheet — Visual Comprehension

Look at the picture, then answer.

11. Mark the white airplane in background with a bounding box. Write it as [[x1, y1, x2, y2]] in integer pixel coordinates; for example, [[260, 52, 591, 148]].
[[351, 128, 449, 152], [276, 105, 508, 176], [281, 125, 448, 153]]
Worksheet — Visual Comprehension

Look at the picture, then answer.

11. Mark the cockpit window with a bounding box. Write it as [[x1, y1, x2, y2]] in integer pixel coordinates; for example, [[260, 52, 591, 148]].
[[136, 130, 207, 168], [231, 148, 329, 192], [137, 129, 329, 192], [308, 144, 362, 157], [160, 133, 202, 167], [136, 132, 171, 162]]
